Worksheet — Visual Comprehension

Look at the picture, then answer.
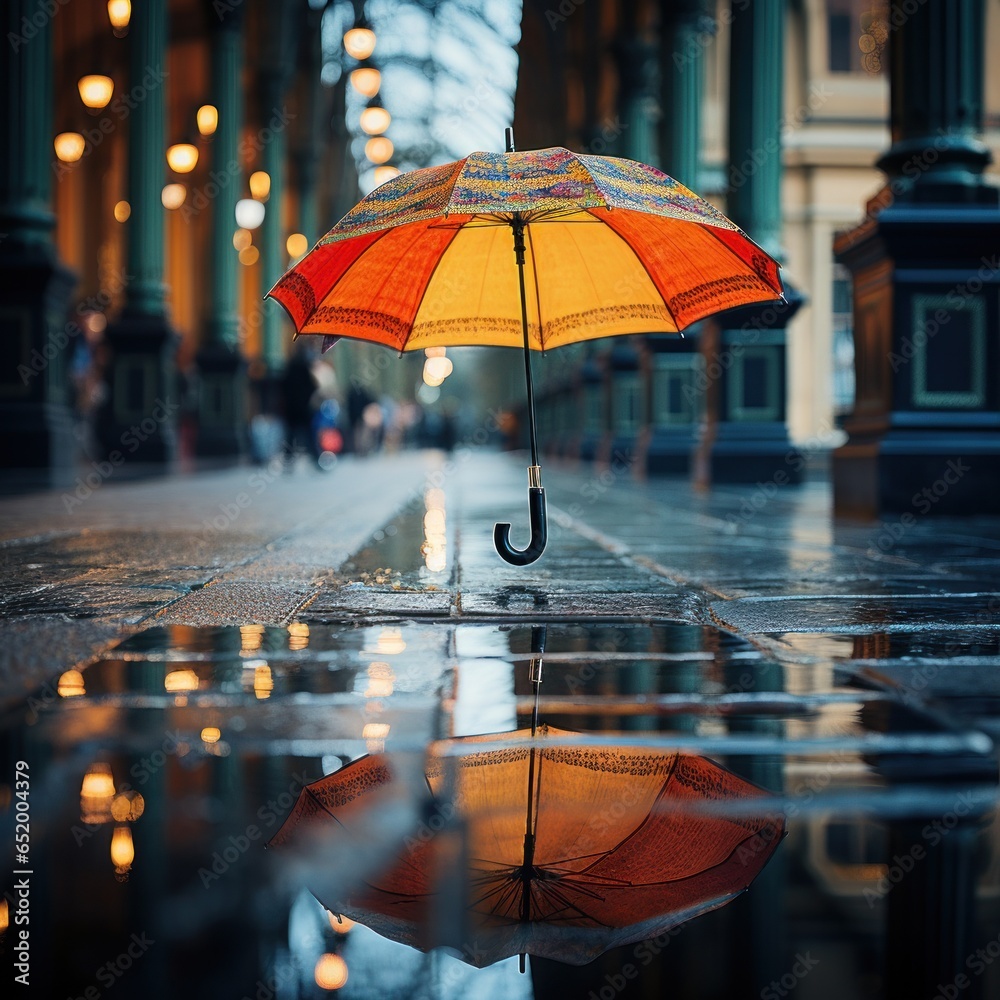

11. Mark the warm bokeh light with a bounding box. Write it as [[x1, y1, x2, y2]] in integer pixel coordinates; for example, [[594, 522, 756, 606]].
[[80, 763, 116, 824], [359, 105, 390, 136], [349, 66, 380, 98], [164, 668, 199, 693], [343, 26, 376, 59], [78, 74, 114, 109], [422, 365, 445, 387], [54, 132, 85, 163], [249, 170, 271, 200], [238, 245, 260, 266], [58, 669, 86, 697], [201, 727, 222, 744], [114, 200, 131, 222], [233, 228, 252, 251], [286, 232, 308, 258], [365, 662, 395, 698], [0, 898, 8, 935], [235, 198, 265, 230], [288, 621, 310, 651], [254, 664, 274, 699], [314, 953, 349, 990], [111, 790, 145, 822], [424, 346, 446, 358], [197, 104, 218, 136], [425, 488, 446, 509], [107, 0, 130, 30], [424, 356, 453, 381], [424, 509, 446, 534], [161, 183, 187, 209], [373, 165, 400, 186], [328, 913, 355, 934], [166, 143, 199, 173], [111, 824, 134, 876], [364, 136, 393, 164]]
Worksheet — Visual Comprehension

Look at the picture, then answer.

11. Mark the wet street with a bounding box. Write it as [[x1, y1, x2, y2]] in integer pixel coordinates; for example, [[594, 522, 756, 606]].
[[2, 447, 1000, 1000]]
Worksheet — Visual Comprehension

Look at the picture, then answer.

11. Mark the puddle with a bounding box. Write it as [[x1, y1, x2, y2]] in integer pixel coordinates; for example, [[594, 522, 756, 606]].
[[3, 619, 999, 999]]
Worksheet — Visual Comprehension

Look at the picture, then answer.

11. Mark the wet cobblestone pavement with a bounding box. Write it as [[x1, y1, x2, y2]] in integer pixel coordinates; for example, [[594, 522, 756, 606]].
[[2, 448, 1000, 1000]]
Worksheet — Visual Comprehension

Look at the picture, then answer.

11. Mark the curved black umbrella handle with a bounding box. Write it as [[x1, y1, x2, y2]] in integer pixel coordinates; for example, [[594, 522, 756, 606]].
[[494, 470, 547, 566]]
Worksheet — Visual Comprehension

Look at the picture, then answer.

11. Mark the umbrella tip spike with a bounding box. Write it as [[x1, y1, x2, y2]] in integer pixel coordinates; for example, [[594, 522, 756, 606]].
[[505, 127, 515, 153]]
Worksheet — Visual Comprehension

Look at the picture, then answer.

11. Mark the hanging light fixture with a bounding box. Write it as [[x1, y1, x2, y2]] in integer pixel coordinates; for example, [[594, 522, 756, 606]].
[[78, 75, 114, 109], [166, 143, 199, 173], [359, 95, 390, 136], [349, 62, 380, 98], [110, 825, 134, 879], [196, 104, 218, 136], [249, 170, 271, 201], [107, 0, 131, 32], [54, 132, 86, 162]]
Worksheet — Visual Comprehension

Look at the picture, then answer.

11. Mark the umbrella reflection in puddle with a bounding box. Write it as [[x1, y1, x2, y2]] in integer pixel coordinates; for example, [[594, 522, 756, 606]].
[[269, 640, 784, 969]]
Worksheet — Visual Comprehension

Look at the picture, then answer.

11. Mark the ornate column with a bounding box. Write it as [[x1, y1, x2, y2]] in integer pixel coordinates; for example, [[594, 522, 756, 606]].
[[0, 0, 76, 484], [702, 0, 802, 484], [196, 2, 246, 458], [834, 0, 1000, 515], [96, 0, 177, 464]]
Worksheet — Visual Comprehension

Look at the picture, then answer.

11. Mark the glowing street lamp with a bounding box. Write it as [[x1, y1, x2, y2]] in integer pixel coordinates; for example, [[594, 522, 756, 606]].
[[359, 97, 390, 136], [107, 0, 131, 31], [343, 26, 376, 60], [197, 104, 218, 136], [364, 136, 393, 165], [349, 64, 380, 98], [166, 143, 199, 173], [78, 75, 114, 109]]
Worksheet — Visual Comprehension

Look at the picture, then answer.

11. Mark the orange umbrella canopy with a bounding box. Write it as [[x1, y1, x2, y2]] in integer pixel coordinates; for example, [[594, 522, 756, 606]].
[[269, 726, 785, 967], [267, 146, 783, 352]]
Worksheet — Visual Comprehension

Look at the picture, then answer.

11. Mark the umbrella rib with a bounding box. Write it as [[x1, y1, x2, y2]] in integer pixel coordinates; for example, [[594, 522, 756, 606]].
[[525, 223, 544, 351], [586, 208, 684, 333], [701, 224, 783, 295]]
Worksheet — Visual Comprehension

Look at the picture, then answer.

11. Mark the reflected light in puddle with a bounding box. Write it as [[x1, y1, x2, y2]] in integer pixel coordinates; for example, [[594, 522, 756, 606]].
[[328, 912, 355, 934], [254, 663, 274, 699], [111, 790, 145, 822], [288, 621, 310, 651], [364, 660, 394, 699], [374, 628, 405, 655], [201, 727, 222, 744], [240, 623, 265, 652], [314, 953, 348, 990], [58, 669, 86, 697], [164, 668, 199, 694], [111, 825, 134, 880], [81, 763, 115, 824], [421, 487, 447, 572], [362, 722, 390, 752]]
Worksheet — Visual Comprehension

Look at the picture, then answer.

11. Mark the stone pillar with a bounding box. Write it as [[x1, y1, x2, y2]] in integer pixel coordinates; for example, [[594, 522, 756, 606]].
[[96, 0, 177, 465], [639, 0, 709, 477], [833, 0, 1000, 515], [196, 3, 246, 459], [0, 0, 76, 485], [702, 0, 802, 484], [255, 0, 297, 415]]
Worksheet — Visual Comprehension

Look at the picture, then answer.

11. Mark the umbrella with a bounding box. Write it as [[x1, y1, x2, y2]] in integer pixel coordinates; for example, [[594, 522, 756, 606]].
[[268, 130, 783, 565], [268, 728, 785, 968]]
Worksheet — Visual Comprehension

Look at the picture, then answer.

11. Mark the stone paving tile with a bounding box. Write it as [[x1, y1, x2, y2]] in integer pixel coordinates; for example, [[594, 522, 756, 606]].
[[710, 594, 1000, 634], [155, 581, 316, 626], [304, 586, 456, 619], [0, 582, 187, 620], [458, 590, 705, 621]]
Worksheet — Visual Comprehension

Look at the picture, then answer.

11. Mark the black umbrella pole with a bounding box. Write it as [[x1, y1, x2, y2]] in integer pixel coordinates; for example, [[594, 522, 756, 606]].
[[494, 216, 547, 566]]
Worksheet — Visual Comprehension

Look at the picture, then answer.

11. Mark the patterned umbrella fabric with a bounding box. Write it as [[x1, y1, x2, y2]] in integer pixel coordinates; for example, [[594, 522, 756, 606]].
[[269, 146, 782, 352], [268, 726, 785, 968]]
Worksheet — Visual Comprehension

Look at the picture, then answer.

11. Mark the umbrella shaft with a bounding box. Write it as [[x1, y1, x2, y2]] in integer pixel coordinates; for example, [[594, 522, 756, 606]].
[[511, 216, 539, 468]]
